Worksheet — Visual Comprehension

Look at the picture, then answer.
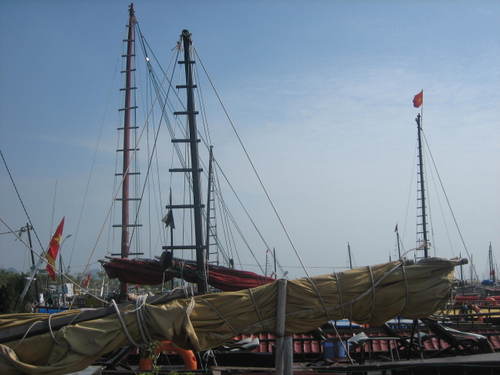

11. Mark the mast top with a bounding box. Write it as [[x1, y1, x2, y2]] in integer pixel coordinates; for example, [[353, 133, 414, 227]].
[[129, 3, 135, 16], [415, 112, 421, 127]]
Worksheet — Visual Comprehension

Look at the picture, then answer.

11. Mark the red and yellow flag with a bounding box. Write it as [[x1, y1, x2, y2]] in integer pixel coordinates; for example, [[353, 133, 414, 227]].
[[45, 217, 65, 280], [413, 90, 423, 108], [82, 273, 92, 288]]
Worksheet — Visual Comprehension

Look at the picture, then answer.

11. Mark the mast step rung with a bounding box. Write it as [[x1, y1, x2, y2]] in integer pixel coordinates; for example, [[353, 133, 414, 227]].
[[116, 148, 140, 152], [178, 60, 195, 64], [174, 111, 199, 116], [121, 54, 136, 57], [120, 87, 137, 91], [117, 126, 139, 130], [165, 204, 205, 209], [120, 69, 136, 73], [162, 245, 200, 250], [176, 84, 197, 89], [169, 168, 203, 173], [115, 198, 141, 201], [115, 172, 141, 176], [123, 39, 135, 42], [110, 252, 144, 256], [119, 106, 138, 111], [112, 224, 143, 228], [172, 139, 200, 143]]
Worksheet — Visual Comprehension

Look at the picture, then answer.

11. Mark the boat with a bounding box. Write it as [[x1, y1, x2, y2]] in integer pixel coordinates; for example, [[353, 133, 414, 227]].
[[0, 4, 496, 375]]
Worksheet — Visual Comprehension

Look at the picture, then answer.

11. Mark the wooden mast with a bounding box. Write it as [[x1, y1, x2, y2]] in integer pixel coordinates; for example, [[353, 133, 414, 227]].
[[347, 242, 353, 270], [119, 3, 136, 300], [416, 113, 429, 258], [175, 30, 207, 293], [489, 242, 495, 283]]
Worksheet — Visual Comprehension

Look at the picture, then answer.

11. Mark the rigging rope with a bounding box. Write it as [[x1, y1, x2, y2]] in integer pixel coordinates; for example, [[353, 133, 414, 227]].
[[421, 130, 478, 280], [0, 216, 107, 304], [0, 149, 46, 254], [67, 55, 121, 269], [193, 48, 310, 279]]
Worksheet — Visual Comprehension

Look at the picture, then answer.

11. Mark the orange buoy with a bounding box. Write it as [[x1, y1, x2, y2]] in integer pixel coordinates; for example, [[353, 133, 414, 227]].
[[156, 340, 197, 370]]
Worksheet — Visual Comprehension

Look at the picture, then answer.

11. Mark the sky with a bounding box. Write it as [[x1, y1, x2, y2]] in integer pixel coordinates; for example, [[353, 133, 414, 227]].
[[0, 1, 499, 281]]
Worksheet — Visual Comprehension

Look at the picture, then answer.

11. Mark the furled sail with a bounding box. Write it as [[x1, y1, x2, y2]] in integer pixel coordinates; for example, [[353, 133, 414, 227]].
[[102, 255, 275, 291], [0, 257, 462, 375]]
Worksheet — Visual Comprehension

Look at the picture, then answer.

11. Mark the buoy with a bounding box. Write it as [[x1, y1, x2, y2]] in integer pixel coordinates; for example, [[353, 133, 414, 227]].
[[156, 340, 197, 370]]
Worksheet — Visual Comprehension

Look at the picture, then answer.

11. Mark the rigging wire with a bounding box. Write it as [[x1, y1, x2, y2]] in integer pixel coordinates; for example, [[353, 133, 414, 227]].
[[0, 149, 45, 254], [49, 180, 58, 239], [0, 216, 107, 304], [193, 48, 314, 279], [68, 54, 121, 269], [424, 145, 455, 258], [421, 130, 478, 279], [400, 141, 418, 251]]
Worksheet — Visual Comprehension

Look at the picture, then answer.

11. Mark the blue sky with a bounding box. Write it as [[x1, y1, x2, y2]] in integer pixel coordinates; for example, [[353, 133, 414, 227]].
[[1, 1, 499, 279]]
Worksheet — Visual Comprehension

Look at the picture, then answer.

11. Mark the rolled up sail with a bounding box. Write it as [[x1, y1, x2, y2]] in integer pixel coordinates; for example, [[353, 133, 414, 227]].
[[0, 257, 461, 375]]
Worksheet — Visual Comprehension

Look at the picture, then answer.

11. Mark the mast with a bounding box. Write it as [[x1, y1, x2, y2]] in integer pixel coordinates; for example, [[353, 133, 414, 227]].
[[205, 146, 214, 265], [489, 242, 495, 282], [119, 3, 136, 300], [179, 30, 207, 293], [395, 224, 402, 259], [347, 242, 353, 270], [416, 113, 429, 258], [25, 224, 39, 303]]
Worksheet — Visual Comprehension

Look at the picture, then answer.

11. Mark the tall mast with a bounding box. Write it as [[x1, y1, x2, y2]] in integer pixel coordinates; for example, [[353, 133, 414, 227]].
[[489, 242, 495, 282], [180, 30, 207, 293], [347, 242, 353, 270], [119, 3, 136, 300], [416, 113, 429, 258], [395, 225, 402, 259], [205, 146, 214, 265]]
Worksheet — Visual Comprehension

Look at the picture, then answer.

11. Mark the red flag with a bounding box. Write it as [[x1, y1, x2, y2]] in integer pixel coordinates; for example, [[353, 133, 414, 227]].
[[82, 273, 92, 288], [45, 217, 65, 280], [413, 90, 423, 108]]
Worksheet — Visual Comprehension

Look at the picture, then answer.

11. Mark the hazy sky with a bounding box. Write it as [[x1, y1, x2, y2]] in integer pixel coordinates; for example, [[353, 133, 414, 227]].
[[1, 1, 499, 280]]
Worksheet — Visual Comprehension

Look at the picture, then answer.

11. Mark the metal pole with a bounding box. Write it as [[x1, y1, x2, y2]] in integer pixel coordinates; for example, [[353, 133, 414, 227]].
[[119, 3, 136, 301], [26, 224, 39, 303], [181, 29, 207, 294], [416, 113, 429, 258]]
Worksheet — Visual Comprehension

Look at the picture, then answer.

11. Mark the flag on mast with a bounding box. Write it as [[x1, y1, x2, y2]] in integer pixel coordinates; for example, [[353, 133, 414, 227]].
[[413, 90, 423, 108], [45, 217, 65, 280]]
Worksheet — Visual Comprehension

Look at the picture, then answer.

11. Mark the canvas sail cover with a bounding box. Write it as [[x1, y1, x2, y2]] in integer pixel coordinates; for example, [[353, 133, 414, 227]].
[[102, 256, 275, 291], [0, 258, 460, 374]]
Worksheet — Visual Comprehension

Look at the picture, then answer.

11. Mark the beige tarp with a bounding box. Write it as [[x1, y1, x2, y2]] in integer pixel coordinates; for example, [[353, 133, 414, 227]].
[[0, 258, 459, 374]]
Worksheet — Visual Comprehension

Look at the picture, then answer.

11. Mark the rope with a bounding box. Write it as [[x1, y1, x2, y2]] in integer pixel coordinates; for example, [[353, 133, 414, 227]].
[[68, 54, 121, 269], [48, 314, 62, 345], [201, 298, 238, 336], [368, 266, 376, 321], [14, 320, 44, 349], [421, 130, 478, 279], [398, 261, 410, 314], [194, 48, 314, 284], [333, 273, 346, 317], [0, 217, 108, 304], [0, 149, 45, 253], [248, 288, 265, 331], [111, 299, 140, 347]]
